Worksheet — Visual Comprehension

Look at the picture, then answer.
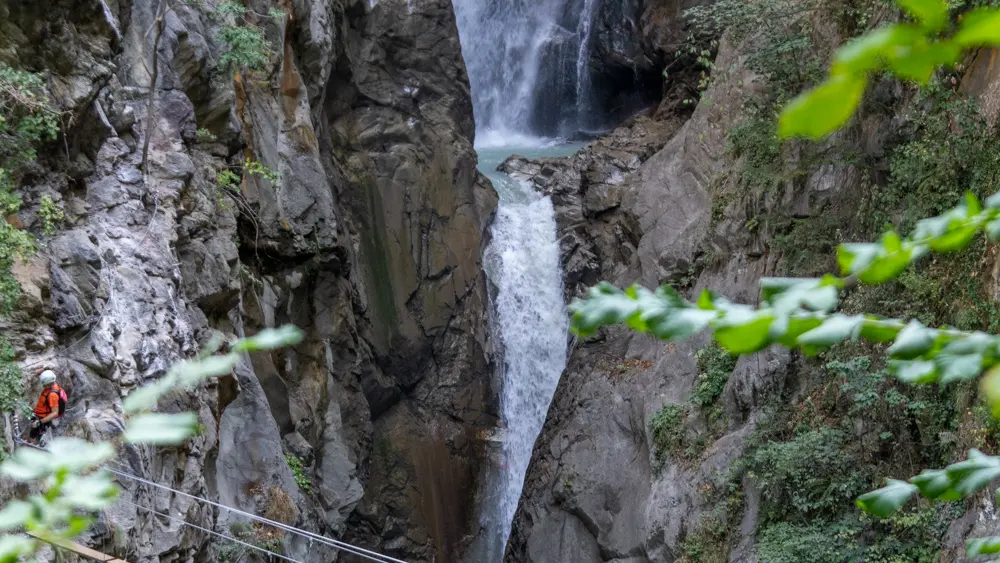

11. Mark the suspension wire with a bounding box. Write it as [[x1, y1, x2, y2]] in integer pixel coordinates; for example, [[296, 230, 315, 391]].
[[117, 498, 303, 563], [101, 466, 407, 563], [12, 438, 407, 563]]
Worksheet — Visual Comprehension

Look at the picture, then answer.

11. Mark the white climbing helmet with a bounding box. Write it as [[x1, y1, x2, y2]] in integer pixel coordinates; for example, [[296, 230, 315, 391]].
[[39, 370, 56, 385]]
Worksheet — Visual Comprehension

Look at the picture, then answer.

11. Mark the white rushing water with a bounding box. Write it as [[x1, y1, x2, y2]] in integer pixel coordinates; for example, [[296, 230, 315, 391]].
[[453, 0, 594, 557], [574, 0, 598, 130], [478, 163, 570, 562]]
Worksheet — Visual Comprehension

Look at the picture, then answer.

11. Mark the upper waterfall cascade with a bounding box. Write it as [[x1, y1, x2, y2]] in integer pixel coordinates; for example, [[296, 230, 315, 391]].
[[454, 0, 647, 142]]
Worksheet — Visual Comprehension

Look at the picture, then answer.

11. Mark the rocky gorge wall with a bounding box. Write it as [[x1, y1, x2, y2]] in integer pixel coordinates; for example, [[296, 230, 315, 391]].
[[0, 0, 499, 560], [503, 4, 1000, 562]]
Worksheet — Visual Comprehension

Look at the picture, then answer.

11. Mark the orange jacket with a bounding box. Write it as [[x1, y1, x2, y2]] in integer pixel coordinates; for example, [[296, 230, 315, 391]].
[[33, 383, 63, 418]]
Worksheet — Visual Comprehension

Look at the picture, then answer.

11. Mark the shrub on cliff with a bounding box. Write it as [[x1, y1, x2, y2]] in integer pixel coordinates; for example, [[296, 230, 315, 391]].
[[0, 63, 61, 314]]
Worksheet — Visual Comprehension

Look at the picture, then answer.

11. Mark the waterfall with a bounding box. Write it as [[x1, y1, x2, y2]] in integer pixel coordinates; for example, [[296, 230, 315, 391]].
[[454, 0, 595, 558], [478, 172, 569, 562], [453, 0, 602, 140], [575, 0, 598, 132]]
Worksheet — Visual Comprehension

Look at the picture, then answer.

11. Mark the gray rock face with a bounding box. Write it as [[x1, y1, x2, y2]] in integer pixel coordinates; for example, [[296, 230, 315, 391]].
[[0, 0, 497, 561], [585, 0, 710, 127], [588, 0, 657, 122]]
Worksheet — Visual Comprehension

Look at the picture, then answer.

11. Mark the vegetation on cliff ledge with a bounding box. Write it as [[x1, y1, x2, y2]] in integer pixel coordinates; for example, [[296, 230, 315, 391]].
[[0, 63, 61, 314]]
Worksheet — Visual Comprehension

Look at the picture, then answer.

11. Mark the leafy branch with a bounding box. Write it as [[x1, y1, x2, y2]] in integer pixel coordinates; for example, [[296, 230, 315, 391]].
[[779, 0, 1000, 139], [0, 325, 303, 560], [858, 449, 1000, 559], [572, 190, 1000, 387], [573, 0, 1000, 556]]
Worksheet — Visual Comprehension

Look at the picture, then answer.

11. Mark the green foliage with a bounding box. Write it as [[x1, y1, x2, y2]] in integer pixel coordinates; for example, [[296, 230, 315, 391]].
[[865, 503, 963, 562], [684, 435, 708, 460], [680, 0, 825, 104], [217, 158, 279, 192], [569, 69, 1000, 545], [285, 454, 311, 493], [648, 344, 735, 466], [219, 25, 270, 71], [674, 466, 745, 561], [728, 106, 783, 193], [832, 0, 895, 37], [0, 326, 304, 561], [757, 518, 863, 563], [853, 88, 1000, 237], [38, 195, 63, 237], [570, 185, 1000, 550], [692, 344, 738, 407], [575, 0, 1000, 554], [570, 189, 1000, 399], [678, 507, 737, 563], [195, 128, 217, 143], [0, 63, 60, 317], [741, 8, 825, 104], [843, 252, 990, 331], [969, 403, 1000, 447], [832, 356, 957, 443], [242, 159, 279, 183], [683, 0, 808, 48], [0, 340, 23, 415], [650, 403, 686, 465], [756, 504, 960, 562], [0, 225, 33, 316], [779, 0, 1000, 139], [720, 349, 963, 557], [189, 1, 283, 73], [831, 91, 1000, 337], [773, 213, 842, 277], [747, 427, 869, 517], [0, 63, 61, 167]]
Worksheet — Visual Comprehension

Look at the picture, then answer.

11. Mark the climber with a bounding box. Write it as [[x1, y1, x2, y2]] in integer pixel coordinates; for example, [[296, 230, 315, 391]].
[[28, 369, 67, 445]]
